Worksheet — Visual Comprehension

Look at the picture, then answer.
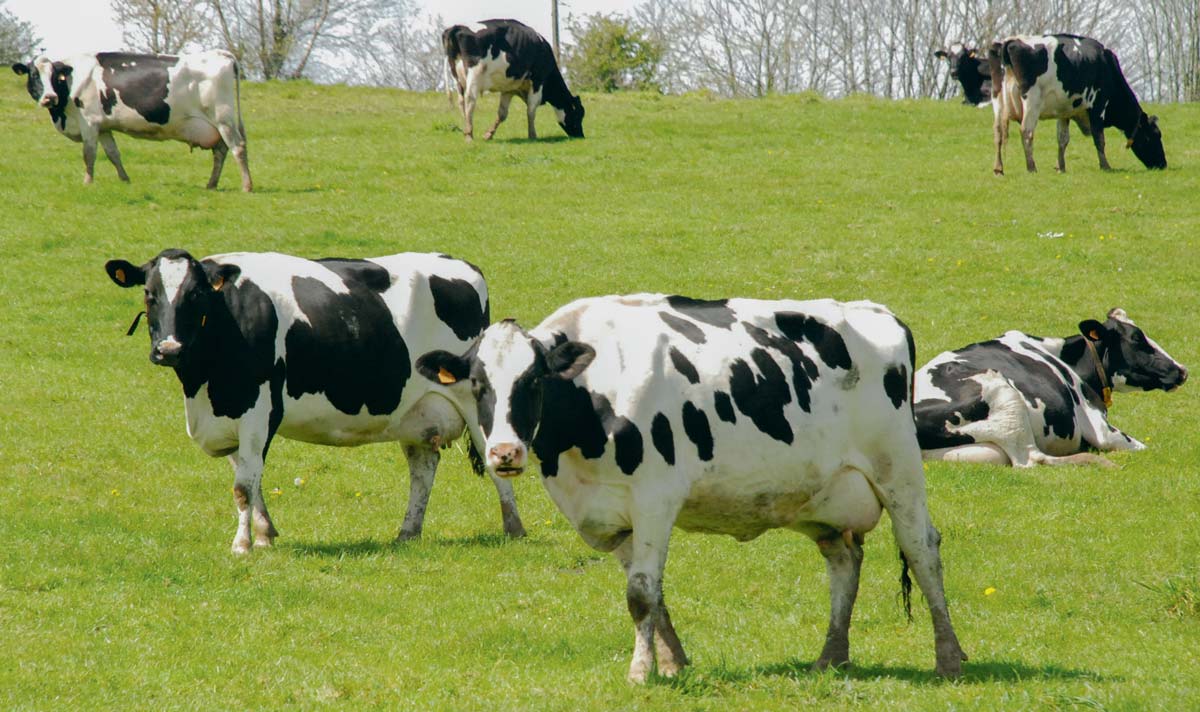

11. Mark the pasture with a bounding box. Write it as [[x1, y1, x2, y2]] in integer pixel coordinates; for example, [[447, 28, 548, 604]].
[[0, 79, 1198, 709]]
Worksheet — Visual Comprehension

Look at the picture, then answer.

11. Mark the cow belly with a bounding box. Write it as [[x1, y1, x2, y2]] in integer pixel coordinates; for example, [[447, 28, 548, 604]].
[[179, 118, 221, 148], [276, 392, 464, 447], [676, 466, 882, 541]]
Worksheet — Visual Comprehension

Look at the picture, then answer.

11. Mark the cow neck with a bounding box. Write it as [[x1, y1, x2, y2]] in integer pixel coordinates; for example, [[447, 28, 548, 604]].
[[541, 70, 573, 110], [172, 293, 239, 397], [1105, 70, 1143, 138], [1060, 334, 1111, 408]]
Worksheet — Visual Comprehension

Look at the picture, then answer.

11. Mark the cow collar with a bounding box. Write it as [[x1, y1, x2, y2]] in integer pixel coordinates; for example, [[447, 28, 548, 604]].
[[1083, 337, 1113, 408]]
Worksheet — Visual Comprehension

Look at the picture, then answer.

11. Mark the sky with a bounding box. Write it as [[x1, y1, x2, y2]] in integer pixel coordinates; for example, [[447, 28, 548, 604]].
[[6, 0, 642, 57]]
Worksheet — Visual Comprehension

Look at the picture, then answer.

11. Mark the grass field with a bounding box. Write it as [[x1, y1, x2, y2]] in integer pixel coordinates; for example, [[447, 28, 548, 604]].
[[1, 79, 1198, 710]]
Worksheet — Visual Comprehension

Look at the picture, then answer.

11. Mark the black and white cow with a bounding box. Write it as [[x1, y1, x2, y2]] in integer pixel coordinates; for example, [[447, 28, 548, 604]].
[[988, 34, 1166, 174], [415, 295, 966, 681], [443, 19, 584, 141], [915, 309, 1187, 467], [12, 50, 252, 190], [935, 44, 992, 106], [104, 250, 526, 553]]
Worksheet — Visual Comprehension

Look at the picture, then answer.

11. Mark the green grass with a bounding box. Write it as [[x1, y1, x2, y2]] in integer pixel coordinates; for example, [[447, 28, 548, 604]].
[[1, 81, 1198, 710]]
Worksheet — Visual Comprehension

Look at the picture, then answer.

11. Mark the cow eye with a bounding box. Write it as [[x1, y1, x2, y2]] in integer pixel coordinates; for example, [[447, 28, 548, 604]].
[[1133, 332, 1145, 343]]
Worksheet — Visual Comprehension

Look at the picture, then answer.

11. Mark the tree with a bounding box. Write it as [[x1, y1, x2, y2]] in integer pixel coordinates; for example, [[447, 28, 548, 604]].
[[336, 0, 444, 90], [208, 0, 392, 81], [0, 1, 39, 63], [564, 13, 664, 92], [111, 0, 213, 54]]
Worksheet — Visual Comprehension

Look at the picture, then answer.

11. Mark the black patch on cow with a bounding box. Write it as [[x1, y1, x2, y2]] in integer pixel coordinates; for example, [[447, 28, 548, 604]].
[[285, 259, 410, 416], [884, 365, 908, 409], [669, 346, 700, 384], [658, 311, 706, 344], [681, 401, 714, 461], [97, 52, 178, 125], [1072, 98, 1083, 108], [504, 361, 541, 442], [728, 350, 794, 444], [667, 295, 736, 329], [428, 275, 488, 341], [262, 358, 286, 459], [1002, 40, 1049, 96], [1022, 339, 1083, 406], [533, 383, 642, 476], [713, 390, 736, 424], [651, 413, 675, 465], [744, 322, 819, 412], [174, 269, 278, 420], [775, 312, 853, 371]]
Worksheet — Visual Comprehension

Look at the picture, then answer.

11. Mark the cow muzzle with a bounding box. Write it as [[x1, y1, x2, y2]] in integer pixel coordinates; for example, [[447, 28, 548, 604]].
[[151, 337, 183, 366], [38, 94, 56, 108], [489, 443, 527, 477]]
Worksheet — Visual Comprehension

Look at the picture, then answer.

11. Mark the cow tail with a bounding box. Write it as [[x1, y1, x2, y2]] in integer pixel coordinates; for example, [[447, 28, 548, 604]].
[[467, 434, 486, 477], [234, 60, 247, 140], [898, 551, 914, 622]]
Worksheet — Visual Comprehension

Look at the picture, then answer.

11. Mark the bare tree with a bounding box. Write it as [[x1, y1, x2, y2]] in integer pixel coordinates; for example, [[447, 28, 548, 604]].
[[336, 0, 444, 89], [111, 0, 213, 54], [0, 0, 39, 62], [207, 0, 392, 80]]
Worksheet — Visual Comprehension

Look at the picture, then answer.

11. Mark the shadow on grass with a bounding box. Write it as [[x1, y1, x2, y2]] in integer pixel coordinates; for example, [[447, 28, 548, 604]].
[[494, 136, 573, 145], [652, 657, 1109, 693], [282, 532, 541, 557]]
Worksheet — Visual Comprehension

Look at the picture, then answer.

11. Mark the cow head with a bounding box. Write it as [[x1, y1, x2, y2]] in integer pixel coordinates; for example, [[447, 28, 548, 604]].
[[416, 320, 594, 476], [105, 250, 237, 367], [1079, 308, 1186, 393], [11, 56, 71, 110], [557, 95, 585, 138], [1128, 113, 1166, 170], [934, 44, 991, 105]]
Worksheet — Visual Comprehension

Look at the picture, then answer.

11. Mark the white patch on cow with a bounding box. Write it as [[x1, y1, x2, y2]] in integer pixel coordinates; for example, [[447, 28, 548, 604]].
[[477, 322, 538, 463], [158, 257, 190, 304], [32, 56, 58, 106], [467, 51, 532, 95]]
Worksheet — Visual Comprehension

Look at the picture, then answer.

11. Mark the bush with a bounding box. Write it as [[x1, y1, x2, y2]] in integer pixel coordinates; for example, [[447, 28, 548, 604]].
[[564, 13, 663, 93]]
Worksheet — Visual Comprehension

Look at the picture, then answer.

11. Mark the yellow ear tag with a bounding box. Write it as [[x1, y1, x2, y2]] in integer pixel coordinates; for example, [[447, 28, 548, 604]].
[[437, 366, 457, 385], [115, 268, 126, 284], [1102, 387, 1113, 408], [1089, 330, 1100, 340], [211, 275, 225, 291], [1125, 138, 1134, 149], [201, 315, 207, 327]]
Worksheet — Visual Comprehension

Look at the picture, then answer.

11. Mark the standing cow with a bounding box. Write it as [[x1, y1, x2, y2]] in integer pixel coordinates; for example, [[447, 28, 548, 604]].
[[104, 250, 526, 553], [987, 34, 1165, 174], [443, 19, 585, 141], [915, 308, 1187, 467], [415, 295, 966, 680], [12, 50, 252, 190]]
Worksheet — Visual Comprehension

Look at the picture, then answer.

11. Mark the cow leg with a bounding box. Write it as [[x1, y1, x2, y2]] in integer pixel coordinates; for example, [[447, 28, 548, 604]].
[[992, 110, 1008, 175], [228, 448, 277, 554], [98, 132, 130, 182], [1020, 112, 1039, 172], [483, 93, 512, 141], [876, 453, 965, 677], [525, 91, 540, 140], [487, 471, 527, 538], [397, 444, 439, 541], [208, 140, 228, 190], [215, 123, 252, 192], [614, 536, 689, 677], [81, 130, 99, 185], [812, 531, 863, 671], [619, 505, 682, 683], [1091, 125, 1112, 171], [1056, 118, 1070, 172]]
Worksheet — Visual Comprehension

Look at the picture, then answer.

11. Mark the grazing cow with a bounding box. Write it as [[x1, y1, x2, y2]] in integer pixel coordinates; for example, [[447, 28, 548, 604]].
[[935, 44, 993, 106], [915, 308, 1187, 467], [987, 34, 1166, 174], [415, 295, 966, 680], [104, 250, 526, 553], [443, 19, 585, 141], [12, 50, 252, 190]]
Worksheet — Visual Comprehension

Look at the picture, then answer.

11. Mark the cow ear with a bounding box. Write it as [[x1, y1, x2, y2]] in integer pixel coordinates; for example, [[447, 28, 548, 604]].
[[202, 262, 240, 292], [12, 63, 29, 76], [1079, 320, 1106, 342], [546, 341, 595, 381], [1149, 115, 1159, 126], [416, 350, 471, 385], [105, 259, 145, 287]]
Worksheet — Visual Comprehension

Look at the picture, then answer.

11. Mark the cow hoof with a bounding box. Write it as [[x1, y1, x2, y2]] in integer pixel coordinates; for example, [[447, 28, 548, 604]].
[[626, 666, 650, 685], [231, 538, 252, 555], [253, 538, 274, 549], [993, 169, 1004, 176], [936, 658, 963, 678], [395, 530, 421, 543], [504, 524, 528, 539], [811, 656, 850, 672]]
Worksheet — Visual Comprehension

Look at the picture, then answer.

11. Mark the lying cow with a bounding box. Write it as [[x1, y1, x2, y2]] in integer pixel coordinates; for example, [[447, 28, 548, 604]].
[[935, 44, 992, 106], [104, 249, 526, 553], [915, 308, 1187, 467], [443, 19, 584, 141], [416, 295, 966, 680], [12, 50, 252, 190], [987, 34, 1166, 174]]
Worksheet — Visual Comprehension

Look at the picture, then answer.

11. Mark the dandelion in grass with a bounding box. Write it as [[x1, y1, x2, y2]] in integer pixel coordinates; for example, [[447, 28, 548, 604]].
[[270, 487, 283, 497], [110, 489, 119, 496], [294, 477, 306, 488], [984, 587, 997, 596]]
